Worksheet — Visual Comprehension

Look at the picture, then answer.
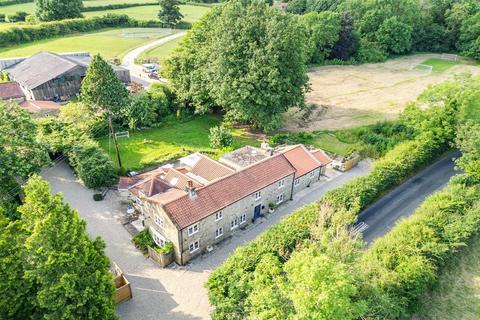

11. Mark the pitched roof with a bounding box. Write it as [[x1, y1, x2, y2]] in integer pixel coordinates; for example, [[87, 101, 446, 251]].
[[0, 81, 24, 100], [118, 168, 166, 190], [20, 100, 61, 113], [189, 154, 235, 182], [162, 154, 296, 229], [164, 168, 203, 190], [7, 52, 82, 89], [281, 145, 321, 177], [130, 177, 172, 198], [311, 149, 332, 165]]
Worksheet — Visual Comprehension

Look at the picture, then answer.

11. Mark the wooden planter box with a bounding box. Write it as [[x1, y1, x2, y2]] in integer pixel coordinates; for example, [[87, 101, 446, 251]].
[[111, 262, 132, 304], [148, 246, 174, 268]]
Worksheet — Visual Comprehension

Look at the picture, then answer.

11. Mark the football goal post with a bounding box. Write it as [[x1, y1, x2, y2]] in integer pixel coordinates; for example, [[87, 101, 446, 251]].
[[410, 63, 433, 73], [115, 131, 130, 139], [440, 53, 458, 62]]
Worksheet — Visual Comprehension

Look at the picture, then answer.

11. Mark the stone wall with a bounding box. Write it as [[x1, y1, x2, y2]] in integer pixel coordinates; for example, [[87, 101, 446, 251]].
[[292, 168, 321, 196]]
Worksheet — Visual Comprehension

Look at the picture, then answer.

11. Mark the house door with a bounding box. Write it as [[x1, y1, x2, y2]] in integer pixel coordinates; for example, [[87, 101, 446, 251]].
[[253, 204, 262, 221]]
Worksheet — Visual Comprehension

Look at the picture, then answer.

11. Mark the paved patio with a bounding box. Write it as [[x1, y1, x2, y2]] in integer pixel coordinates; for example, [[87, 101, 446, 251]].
[[43, 160, 372, 320]]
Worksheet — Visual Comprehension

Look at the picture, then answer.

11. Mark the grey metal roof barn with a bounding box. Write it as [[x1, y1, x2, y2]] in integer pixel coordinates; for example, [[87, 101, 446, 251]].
[[5, 51, 130, 101]]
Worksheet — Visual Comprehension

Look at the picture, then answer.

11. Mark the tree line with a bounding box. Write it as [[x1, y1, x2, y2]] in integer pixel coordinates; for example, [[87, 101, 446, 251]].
[[206, 74, 480, 319]]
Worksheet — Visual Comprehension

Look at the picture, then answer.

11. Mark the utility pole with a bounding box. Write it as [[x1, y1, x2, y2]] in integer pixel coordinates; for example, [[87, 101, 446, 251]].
[[108, 115, 122, 169]]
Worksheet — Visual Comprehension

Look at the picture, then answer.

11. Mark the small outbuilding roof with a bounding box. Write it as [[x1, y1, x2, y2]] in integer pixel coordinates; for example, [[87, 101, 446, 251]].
[[20, 100, 61, 113], [280, 145, 322, 177], [0, 81, 24, 100]]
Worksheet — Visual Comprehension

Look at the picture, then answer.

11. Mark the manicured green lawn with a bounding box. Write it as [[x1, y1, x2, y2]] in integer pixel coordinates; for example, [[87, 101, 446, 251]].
[[83, 5, 211, 24], [311, 133, 353, 156], [138, 34, 185, 64], [415, 235, 480, 320], [0, 28, 170, 58], [421, 58, 459, 72], [98, 115, 260, 170]]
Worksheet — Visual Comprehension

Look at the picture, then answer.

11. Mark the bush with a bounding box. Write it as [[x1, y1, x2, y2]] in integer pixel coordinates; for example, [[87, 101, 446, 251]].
[[155, 241, 174, 254], [7, 11, 28, 22], [209, 125, 233, 149], [81, 2, 157, 12], [132, 229, 155, 253], [67, 138, 117, 189], [0, 0, 31, 7], [0, 13, 5, 22], [355, 39, 387, 63]]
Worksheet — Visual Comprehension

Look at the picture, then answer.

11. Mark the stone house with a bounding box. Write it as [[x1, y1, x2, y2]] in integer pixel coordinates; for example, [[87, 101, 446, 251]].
[[119, 145, 331, 265]]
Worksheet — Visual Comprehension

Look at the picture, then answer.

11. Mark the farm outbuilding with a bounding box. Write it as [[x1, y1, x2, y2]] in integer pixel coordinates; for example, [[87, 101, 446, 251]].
[[5, 51, 131, 101]]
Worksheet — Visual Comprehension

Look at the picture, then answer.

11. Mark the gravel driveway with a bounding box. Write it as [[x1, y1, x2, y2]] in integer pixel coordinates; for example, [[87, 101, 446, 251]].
[[42, 160, 372, 320]]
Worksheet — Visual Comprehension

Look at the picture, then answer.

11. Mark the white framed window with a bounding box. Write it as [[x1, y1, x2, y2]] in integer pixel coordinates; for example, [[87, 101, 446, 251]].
[[215, 211, 223, 221], [231, 217, 239, 230], [154, 215, 165, 229], [276, 193, 284, 205], [187, 223, 199, 236], [240, 213, 247, 224], [294, 178, 300, 187], [150, 227, 165, 247], [189, 240, 200, 253], [278, 179, 285, 189], [215, 227, 224, 239], [254, 191, 261, 200]]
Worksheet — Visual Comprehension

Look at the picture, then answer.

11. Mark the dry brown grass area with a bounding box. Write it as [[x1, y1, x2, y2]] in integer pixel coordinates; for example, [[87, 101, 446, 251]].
[[284, 54, 480, 131]]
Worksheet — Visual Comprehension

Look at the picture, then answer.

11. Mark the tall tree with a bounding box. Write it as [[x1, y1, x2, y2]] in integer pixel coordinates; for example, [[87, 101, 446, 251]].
[[330, 12, 359, 60], [17, 176, 118, 320], [158, 0, 183, 28], [164, 0, 309, 130], [35, 0, 83, 21], [81, 54, 129, 116]]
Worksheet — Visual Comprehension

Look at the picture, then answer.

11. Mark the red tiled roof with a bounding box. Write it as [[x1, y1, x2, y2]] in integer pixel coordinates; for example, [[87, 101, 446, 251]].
[[311, 149, 332, 165], [190, 154, 234, 182], [130, 177, 172, 197], [118, 168, 166, 190], [20, 100, 60, 113], [162, 154, 296, 229], [281, 145, 321, 177], [164, 168, 203, 190], [0, 81, 24, 100]]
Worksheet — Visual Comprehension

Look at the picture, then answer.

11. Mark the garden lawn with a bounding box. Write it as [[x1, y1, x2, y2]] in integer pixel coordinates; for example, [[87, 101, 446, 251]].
[[311, 132, 353, 156], [421, 58, 459, 72], [98, 115, 260, 171], [138, 34, 185, 64], [415, 235, 480, 320], [0, 28, 170, 59], [83, 5, 211, 24]]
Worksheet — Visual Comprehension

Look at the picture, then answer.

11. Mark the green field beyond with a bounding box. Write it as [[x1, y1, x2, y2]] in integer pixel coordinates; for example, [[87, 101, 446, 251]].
[[0, 28, 171, 59], [98, 115, 260, 171], [420, 58, 460, 72], [139, 35, 185, 64]]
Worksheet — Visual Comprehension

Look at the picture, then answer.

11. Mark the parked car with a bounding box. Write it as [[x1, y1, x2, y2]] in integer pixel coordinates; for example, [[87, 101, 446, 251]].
[[142, 63, 158, 73], [148, 72, 159, 80]]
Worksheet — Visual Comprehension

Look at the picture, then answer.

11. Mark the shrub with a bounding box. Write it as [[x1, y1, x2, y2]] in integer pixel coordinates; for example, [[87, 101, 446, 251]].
[[81, 2, 157, 12], [132, 229, 155, 253], [155, 241, 174, 254], [355, 39, 387, 63], [7, 11, 28, 22], [209, 125, 233, 149], [0, 13, 5, 22]]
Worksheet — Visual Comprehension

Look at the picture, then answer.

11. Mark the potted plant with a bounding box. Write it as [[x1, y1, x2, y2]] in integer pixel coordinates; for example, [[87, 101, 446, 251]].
[[268, 203, 275, 213]]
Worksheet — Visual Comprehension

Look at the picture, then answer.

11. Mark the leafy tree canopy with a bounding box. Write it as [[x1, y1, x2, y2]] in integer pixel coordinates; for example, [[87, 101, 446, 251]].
[[35, 0, 83, 21], [158, 0, 183, 27], [164, 0, 309, 130]]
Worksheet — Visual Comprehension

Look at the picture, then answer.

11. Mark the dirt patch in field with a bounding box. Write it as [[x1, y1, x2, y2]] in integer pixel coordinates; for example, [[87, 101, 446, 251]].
[[284, 54, 480, 131]]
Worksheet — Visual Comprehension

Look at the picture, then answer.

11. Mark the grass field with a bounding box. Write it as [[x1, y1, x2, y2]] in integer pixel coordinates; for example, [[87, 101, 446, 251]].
[[0, 28, 170, 58], [138, 34, 185, 64], [420, 58, 459, 72], [311, 133, 353, 156], [98, 115, 260, 170], [83, 5, 211, 24], [415, 235, 480, 320]]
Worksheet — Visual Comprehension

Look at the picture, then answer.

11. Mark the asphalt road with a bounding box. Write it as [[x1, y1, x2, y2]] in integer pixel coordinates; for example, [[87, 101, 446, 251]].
[[357, 150, 461, 243]]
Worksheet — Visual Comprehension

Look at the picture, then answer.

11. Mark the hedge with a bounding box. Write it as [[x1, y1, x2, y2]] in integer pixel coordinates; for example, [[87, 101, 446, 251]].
[[0, 14, 191, 49], [360, 180, 480, 318], [0, 0, 31, 7], [206, 132, 451, 318], [81, 2, 157, 12]]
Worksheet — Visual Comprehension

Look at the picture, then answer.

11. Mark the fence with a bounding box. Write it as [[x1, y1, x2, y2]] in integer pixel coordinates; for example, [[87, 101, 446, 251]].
[[111, 262, 133, 304], [148, 246, 174, 268]]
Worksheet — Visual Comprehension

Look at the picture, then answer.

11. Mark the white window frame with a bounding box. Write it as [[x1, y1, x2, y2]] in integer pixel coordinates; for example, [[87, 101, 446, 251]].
[[276, 193, 284, 205], [254, 191, 262, 201], [150, 227, 166, 247], [189, 240, 200, 253], [187, 223, 199, 236], [278, 179, 285, 189], [215, 211, 223, 221], [309, 171, 316, 178], [294, 178, 300, 187], [240, 213, 247, 224], [154, 215, 165, 229], [215, 227, 224, 239], [231, 217, 239, 230]]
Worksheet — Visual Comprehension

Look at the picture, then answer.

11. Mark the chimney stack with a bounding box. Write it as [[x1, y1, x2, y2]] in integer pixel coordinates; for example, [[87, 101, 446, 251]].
[[186, 180, 197, 199]]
